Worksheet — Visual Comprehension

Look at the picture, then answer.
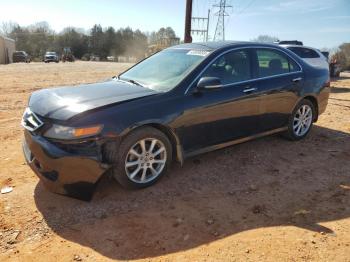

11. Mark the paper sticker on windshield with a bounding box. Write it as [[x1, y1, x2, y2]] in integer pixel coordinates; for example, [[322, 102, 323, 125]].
[[187, 50, 210, 56]]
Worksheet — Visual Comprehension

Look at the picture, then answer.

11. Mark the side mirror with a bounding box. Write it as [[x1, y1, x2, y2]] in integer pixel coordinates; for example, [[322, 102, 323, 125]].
[[196, 77, 222, 91]]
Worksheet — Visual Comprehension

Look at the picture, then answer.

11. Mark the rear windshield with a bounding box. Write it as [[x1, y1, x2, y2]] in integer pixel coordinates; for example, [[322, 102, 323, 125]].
[[287, 47, 320, 58]]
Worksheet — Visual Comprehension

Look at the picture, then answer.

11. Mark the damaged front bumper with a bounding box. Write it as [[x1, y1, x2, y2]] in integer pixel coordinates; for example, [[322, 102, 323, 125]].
[[23, 130, 110, 200]]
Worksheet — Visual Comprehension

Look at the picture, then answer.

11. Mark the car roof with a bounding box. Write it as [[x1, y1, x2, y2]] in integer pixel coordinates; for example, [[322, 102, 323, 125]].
[[170, 41, 282, 51]]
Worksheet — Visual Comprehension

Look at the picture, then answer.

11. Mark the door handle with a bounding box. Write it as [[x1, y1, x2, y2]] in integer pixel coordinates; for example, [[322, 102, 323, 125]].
[[292, 77, 303, 82], [243, 87, 257, 93]]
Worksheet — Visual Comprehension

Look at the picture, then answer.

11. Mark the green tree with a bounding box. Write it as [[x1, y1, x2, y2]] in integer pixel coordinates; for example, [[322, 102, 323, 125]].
[[9, 25, 30, 51], [5, 21, 174, 61], [149, 27, 177, 44], [332, 43, 350, 70], [102, 26, 117, 58], [26, 22, 55, 59], [57, 27, 88, 59], [89, 24, 104, 56], [132, 29, 148, 59]]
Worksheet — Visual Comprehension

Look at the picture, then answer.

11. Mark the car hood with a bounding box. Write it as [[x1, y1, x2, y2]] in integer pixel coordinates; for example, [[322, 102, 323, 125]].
[[29, 79, 158, 121]]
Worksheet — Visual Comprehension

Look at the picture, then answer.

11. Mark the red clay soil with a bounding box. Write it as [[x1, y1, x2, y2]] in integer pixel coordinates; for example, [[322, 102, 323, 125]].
[[0, 62, 349, 261]]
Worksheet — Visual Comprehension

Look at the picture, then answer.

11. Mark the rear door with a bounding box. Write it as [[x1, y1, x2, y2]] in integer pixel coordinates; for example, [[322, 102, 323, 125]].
[[252, 48, 303, 132]]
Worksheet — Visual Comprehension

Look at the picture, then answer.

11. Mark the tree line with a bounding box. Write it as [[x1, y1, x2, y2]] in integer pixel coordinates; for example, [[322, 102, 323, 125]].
[[1, 21, 178, 61], [332, 43, 350, 70], [2, 22, 349, 70]]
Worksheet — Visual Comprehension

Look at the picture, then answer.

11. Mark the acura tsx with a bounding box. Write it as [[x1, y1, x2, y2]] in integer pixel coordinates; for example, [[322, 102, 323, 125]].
[[21, 41, 330, 200]]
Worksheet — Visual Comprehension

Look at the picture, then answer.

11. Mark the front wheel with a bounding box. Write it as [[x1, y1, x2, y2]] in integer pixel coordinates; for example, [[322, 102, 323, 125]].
[[283, 99, 315, 140], [107, 127, 172, 189]]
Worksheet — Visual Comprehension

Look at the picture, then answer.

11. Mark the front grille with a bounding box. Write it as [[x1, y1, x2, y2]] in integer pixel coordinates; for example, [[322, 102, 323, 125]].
[[21, 108, 44, 132]]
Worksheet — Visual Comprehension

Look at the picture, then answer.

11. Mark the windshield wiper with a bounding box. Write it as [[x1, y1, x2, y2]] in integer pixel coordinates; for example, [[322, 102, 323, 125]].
[[118, 76, 144, 87], [127, 79, 144, 87]]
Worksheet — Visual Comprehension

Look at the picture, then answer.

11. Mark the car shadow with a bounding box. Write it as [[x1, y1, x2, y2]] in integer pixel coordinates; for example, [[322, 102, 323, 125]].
[[331, 86, 350, 93], [331, 73, 350, 82], [34, 125, 350, 260]]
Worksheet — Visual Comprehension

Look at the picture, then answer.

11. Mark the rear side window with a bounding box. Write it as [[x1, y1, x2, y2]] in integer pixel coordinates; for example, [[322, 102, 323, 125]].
[[287, 47, 320, 58], [256, 49, 300, 77], [202, 49, 252, 85]]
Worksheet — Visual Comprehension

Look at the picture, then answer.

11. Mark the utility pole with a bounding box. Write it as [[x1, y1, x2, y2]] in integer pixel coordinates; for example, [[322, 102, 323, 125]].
[[206, 9, 210, 42], [213, 0, 232, 41], [191, 9, 210, 42], [184, 0, 193, 43]]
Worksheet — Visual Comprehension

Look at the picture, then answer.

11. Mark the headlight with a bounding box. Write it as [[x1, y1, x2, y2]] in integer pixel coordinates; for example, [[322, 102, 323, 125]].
[[44, 124, 103, 140]]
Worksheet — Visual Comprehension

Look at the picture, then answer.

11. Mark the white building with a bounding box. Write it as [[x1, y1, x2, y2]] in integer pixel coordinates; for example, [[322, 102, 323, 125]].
[[0, 35, 16, 64]]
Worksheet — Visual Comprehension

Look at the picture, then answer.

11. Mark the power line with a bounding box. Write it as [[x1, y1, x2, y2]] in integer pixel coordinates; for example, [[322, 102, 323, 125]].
[[236, 0, 256, 16]]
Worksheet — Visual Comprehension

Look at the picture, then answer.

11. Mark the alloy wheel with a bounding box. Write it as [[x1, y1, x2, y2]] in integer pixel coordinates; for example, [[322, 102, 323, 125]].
[[293, 104, 313, 137], [125, 138, 167, 183]]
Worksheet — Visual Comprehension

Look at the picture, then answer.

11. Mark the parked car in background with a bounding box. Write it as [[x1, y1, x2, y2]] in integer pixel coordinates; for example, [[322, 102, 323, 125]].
[[21, 41, 330, 200], [321, 51, 330, 61], [44, 52, 59, 63], [61, 47, 75, 62], [276, 40, 303, 46], [107, 56, 116, 61], [330, 60, 342, 77], [90, 55, 100, 61], [281, 45, 329, 70], [13, 51, 31, 63]]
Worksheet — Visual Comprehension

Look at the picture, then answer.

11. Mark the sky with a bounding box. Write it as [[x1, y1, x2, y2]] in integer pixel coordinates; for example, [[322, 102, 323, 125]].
[[0, 0, 349, 49]]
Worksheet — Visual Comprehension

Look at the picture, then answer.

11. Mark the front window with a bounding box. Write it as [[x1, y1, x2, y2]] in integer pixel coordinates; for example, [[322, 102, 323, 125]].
[[202, 49, 252, 85], [119, 49, 210, 92]]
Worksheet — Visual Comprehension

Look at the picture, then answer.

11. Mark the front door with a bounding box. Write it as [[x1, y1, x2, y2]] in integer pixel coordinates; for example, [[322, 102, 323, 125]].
[[176, 49, 261, 154]]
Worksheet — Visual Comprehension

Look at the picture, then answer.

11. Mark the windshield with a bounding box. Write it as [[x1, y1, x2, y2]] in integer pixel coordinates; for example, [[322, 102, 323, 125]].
[[119, 49, 210, 92], [46, 52, 56, 55]]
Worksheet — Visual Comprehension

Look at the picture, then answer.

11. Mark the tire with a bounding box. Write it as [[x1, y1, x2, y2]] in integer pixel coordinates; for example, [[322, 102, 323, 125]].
[[283, 99, 316, 141], [107, 127, 172, 189]]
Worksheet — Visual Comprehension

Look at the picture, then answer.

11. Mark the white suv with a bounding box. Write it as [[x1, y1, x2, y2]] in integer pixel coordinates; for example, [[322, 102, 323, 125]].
[[281, 45, 329, 70]]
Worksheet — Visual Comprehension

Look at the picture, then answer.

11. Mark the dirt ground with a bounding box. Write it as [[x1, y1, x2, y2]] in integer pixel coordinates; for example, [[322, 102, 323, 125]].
[[0, 62, 349, 262]]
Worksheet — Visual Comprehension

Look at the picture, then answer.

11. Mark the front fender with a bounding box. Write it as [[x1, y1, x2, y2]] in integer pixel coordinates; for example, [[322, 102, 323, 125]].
[[120, 121, 185, 165]]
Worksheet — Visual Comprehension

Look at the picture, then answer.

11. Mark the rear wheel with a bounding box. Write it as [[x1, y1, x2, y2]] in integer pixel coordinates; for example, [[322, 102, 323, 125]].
[[107, 127, 172, 189], [283, 99, 315, 140]]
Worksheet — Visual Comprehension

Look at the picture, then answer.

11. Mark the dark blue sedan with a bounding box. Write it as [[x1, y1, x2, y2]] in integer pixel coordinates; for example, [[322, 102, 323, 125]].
[[21, 41, 330, 199]]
